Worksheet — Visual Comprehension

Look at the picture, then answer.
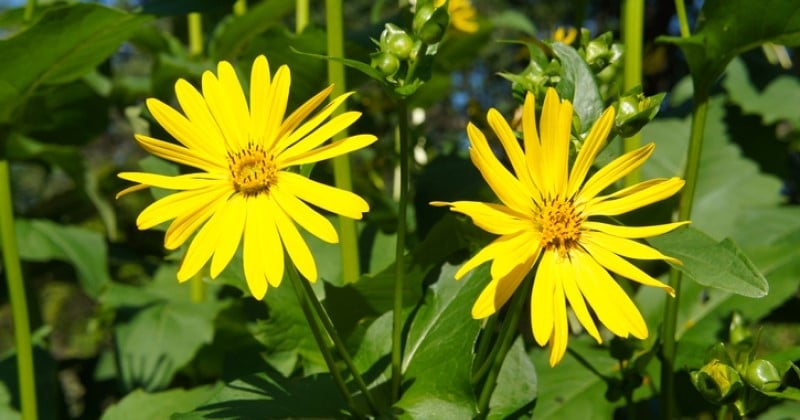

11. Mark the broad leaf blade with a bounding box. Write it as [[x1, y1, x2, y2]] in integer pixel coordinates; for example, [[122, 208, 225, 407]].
[[552, 42, 604, 131], [488, 338, 537, 419], [209, 0, 294, 61], [101, 385, 217, 420]]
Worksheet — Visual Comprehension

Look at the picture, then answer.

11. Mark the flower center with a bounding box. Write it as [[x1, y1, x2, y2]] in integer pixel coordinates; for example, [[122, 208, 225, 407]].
[[227, 143, 277, 196], [538, 198, 583, 256]]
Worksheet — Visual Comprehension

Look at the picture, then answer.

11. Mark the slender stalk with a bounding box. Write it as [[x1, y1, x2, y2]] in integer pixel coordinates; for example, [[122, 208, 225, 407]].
[[287, 263, 358, 414], [24, 0, 35, 22], [471, 316, 498, 382], [621, 0, 644, 187], [0, 161, 38, 420], [296, 0, 309, 33], [299, 279, 378, 414], [325, 0, 361, 285], [674, 0, 691, 38], [233, 0, 247, 16], [475, 275, 531, 419], [391, 100, 410, 400], [187, 12, 205, 302]]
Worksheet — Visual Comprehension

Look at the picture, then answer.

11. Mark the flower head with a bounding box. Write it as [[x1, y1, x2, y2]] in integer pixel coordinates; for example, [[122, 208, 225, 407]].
[[118, 55, 376, 299], [433, 88, 687, 366], [552, 26, 578, 45], [434, 0, 479, 33]]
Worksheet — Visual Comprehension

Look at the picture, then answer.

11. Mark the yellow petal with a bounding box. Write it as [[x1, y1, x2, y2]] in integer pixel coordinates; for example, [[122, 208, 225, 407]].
[[277, 171, 369, 219], [134, 134, 223, 172], [249, 55, 272, 143], [585, 177, 685, 217], [262, 65, 291, 148], [471, 251, 535, 319], [566, 106, 614, 197], [177, 197, 232, 282], [577, 143, 655, 203], [489, 232, 540, 282], [210, 194, 246, 278], [522, 92, 544, 192], [582, 240, 675, 296], [468, 123, 535, 214], [164, 189, 226, 250], [274, 90, 351, 153], [549, 279, 569, 366], [137, 185, 228, 230], [276, 85, 334, 143], [218, 61, 251, 146], [270, 198, 317, 282], [174, 79, 227, 156], [435, 200, 530, 235], [202, 69, 246, 152], [272, 184, 339, 244], [118, 172, 225, 191], [280, 134, 376, 167], [279, 111, 361, 161], [583, 231, 681, 265], [487, 108, 535, 192], [574, 250, 648, 339], [583, 220, 690, 239], [116, 183, 148, 199], [454, 233, 517, 280], [243, 195, 284, 297], [145, 98, 224, 159], [539, 88, 572, 196], [531, 249, 557, 346], [559, 257, 602, 343]]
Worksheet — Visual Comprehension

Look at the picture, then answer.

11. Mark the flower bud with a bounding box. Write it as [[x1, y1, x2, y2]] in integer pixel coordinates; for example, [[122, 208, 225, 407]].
[[728, 312, 751, 346], [585, 32, 613, 71], [380, 23, 414, 60], [371, 51, 400, 78], [691, 359, 744, 404], [614, 89, 664, 137], [745, 359, 783, 392], [413, 2, 449, 44]]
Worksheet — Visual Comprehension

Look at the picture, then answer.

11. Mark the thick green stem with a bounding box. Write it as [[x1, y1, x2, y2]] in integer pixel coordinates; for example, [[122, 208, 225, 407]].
[[660, 92, 709, 420], [296, 0, 309, 33], [187, 12, 205, 302], [475, 275, 531, 419], [674, 0, 691, 38], [24, 0, 35, 22], [391, 100, 410, 400], [621, 0, 644, 187], [299, 278, 378, 414], [471, 315, 498, 383], [287, 263, 359, 414], [0, 161, 38, 420], [325, 0, 361, 285]]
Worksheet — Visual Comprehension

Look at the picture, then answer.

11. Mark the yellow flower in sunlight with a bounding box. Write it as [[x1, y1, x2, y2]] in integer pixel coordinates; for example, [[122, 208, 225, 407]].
[[117, 55, 376, 299], [433, 88, 687, 366], [552, 26, 577, 45], [435, 0, 479, 33]]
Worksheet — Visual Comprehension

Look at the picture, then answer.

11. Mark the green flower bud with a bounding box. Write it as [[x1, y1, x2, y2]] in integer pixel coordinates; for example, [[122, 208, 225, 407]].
[[413, 2, 449, 44], [745, 359, 783, 392], [380, 23, 414, 60], [691, 359, 744, 404], [413, 4, 436, 35], [614, 89, 665, 137], [371, 51, 400, 78], [728, 312, 751, 346], [585, 32, 614, 71]]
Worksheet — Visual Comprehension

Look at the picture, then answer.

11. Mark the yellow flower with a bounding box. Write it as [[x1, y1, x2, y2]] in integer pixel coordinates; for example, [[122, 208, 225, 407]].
[[433, 88, 687, 366], [552, 26, 577, 45], [435, 0, 479, 33], [118, 55, 376, 299]]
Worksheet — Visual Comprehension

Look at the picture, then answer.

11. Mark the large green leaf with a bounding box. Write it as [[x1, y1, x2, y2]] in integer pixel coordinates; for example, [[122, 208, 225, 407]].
[[394, 263, 487, 419], [660, 0, 800, 94], [488, 338, 537, 419], [112, 266, 227, 392], [723, 58, 800, 126], [649, 227, 768, 298], [101, 385, 217, 420], [209, 0, 295, 62], [0, 3, 151, 122], [13, 219, 110, 298], [552, 42, 604, 131]]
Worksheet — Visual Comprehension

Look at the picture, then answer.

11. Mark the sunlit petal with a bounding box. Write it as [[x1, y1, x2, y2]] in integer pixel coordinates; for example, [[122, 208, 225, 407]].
[[272, 184, 339, 243], [271, 198, 318, 282], [582, 241, 675, 295], [577, 143, 655, 202], [134, 134, 223, 172], [583, 231, 681, 265], [278, 171, 369, 219], [210, 195, 247, 278], [583, 220, 690, 238], [585, 178, 685, 217], [531, 250, 557, 347], [432, 200, 530, 235], [280, 134, 377, 167], [566, 107, 614, 197]]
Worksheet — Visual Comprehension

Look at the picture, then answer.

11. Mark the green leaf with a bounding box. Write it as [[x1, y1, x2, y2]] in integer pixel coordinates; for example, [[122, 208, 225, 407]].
[[648, 227, 768, 297], [552, 42, 604, 131], [0, 3, 151, 122], [290, 47, 386, 86], [490, 10, 537, 35], [723, 58, 800, 126], [488, 338, 537, 419], [394, 263, 487, 419], [113, 265, 227, 391], [100, 385, 217, 420], [138, 0, 236, 16], [209, 0, 295, 61], [13, 219, 110, 298], [659, 0, 800, 94]]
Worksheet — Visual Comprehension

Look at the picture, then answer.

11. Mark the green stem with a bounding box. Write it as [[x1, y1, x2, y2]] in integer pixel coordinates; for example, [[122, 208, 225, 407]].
[[660, 91, 709, 420], [287, 263, 359, 415], [325, 0, 361, 285], [296, 0, 309, 33], [391, 100, 410, 400], [475, 275, 531, 419], [674, 0, 691, 38], [233, 0, 247, 16], [299, 278, 378, 415], [187, 13, 203, 57], [0, 161, 38, 420], [23, 0, 35, 22], [621, 0, 644, 187], [471, 316, 498, 382]]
